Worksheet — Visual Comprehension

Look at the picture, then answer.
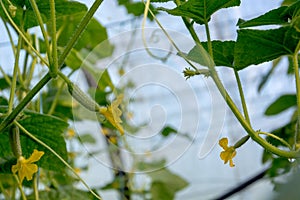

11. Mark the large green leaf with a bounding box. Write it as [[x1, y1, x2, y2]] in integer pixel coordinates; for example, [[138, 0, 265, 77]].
[[234, 27, 299, 70], [237, 6, 288, 28], [238, 1, 300, 28], [149, 168, 188, 200], [187, 41, 235, 68], [0, 0, 87, 29], [265, 94, 297, 115], [159, 0, 240, 24], [0, 110, 68, 171], [54, 14, 108, 51]]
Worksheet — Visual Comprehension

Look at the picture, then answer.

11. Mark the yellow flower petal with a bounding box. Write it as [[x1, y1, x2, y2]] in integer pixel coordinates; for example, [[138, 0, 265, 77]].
[[219, 138, 229, 150], [219, 138, 236, 167], [26, 149, 44, 163], [100, 94, 124, 135], [11, 149, 44, 183]]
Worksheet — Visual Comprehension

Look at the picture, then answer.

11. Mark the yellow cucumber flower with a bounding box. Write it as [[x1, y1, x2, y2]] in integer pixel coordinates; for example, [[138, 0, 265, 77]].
[[219, 138, 236, 167], [12, 149, 44, 183], [99, 94, 124, 135]]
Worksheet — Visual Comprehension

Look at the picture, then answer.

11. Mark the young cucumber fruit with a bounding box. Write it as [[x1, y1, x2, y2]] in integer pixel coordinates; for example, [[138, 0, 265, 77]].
[[67, 82, 101, 112]]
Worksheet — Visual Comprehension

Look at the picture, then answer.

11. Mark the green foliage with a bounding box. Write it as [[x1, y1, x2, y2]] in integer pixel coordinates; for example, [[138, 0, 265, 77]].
[[159, 0, 240, 24], [235, 27, 298, 69], [0, 110, 68, 171], [265, 94, 297, 115], [27, 186, 99, 200], [0, 0, 87, 29], [187, 41, 235, 68], [149, 169, 189, 200], [118, 0, 158, 20], [1, 0, 300, 199], [54, 14, 108, 51], [237, 6, 289, 28]]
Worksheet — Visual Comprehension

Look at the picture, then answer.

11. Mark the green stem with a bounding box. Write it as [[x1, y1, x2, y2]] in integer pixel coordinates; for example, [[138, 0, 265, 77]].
[[204, 22, 213, 58], [0, 73, 52, 133], [57, 0, 104, 69], [0, 0, 49, 66], [234, 69, 251, 124], [146, 5, 199, 70], [8, 36, 22, 113], [259, 132, 292, 150], [0, 0, 105, 133], [210, 68, 299, 157], [49, 0, 58, 77], [47, 81, 65, 115], [2, 17, 15, 55], [28, 0, 51, 62], [174, 0, 201, 44], [15, 121, 102, 200], [148, 2, 300, 157], [0, 180, 10, 200], [13, 175, 27, 200], [0, 65, 12, 85], [293, 42, 300, 149], [203, 0, 213, 59], [33, 175, 39, 200]]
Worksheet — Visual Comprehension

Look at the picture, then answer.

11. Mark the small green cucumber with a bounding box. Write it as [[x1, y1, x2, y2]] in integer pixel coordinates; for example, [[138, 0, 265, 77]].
[[67, 82, 101, 112], [9, 125, 22, 158]]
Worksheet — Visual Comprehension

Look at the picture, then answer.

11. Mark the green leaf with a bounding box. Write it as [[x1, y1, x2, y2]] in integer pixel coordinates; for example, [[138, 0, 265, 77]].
[[151, 182, 176, 200], [118, 0, 158, 20], [27, 186, 99, 200], [78, 133, 96, 144], [97, 69, 115, 92], [55, 14, 108, 51], [0, 158, 16, 173], [187, 41, 235, 68], [0, 0, 87, 29], [0, 109, 68, 171], [258, 57, 282, 92], [280, 1, 300, 21], [237, 6, 288, 28], [18, 111, 69, 171], [282, 0, 299, 6], [234, 27, 299, 70], [159, 0, 240, 24], [149, 169, 188, 200], [265, 94, 296, 115], [149, 169, 188, 190]]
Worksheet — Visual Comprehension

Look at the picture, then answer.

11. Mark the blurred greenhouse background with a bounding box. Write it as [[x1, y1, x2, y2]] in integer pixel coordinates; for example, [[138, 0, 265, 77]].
[[0, 0, 296, 199]]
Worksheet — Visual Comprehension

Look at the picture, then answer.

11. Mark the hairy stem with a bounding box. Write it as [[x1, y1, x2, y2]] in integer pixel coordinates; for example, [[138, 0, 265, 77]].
[[293, 42, 300, 149], [8, 36, 22, 113], [29, 0, 51, 62], [234, 70, 251, 124], [0, 73, 52, 133], [0, 0, 49, 66], [13, 175, 27, 200], [49, 0, 58, 77]]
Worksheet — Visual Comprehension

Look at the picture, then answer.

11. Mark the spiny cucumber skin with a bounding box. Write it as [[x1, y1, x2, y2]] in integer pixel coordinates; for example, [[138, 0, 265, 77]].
[[68, 82, 101, 112]]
